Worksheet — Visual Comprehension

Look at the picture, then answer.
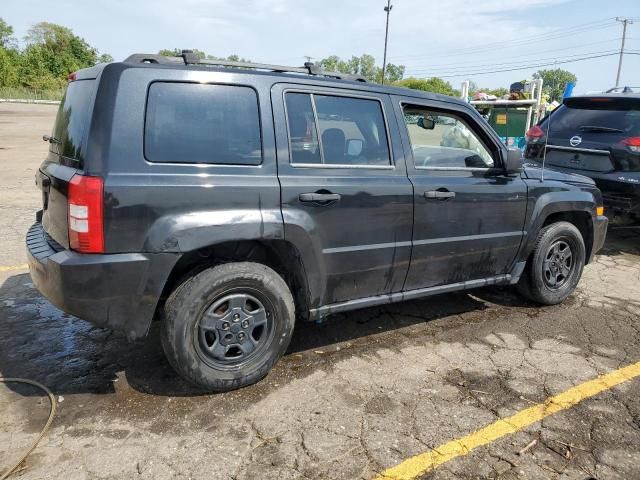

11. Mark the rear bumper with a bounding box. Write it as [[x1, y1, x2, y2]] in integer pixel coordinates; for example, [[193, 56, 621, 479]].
[[591, 215, 608, 261], [26, 221, 179, 340]]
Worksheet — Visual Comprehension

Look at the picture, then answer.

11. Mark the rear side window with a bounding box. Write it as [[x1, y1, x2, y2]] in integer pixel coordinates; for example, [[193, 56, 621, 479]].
[[284, 92, 391, 166], [50, 79, 96, 163], [542, 99, 640, 137], [145, 82, 262, 165]]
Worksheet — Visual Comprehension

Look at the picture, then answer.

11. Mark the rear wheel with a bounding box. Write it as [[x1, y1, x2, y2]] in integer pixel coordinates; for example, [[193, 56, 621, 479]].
[[517, 221, 586, 305], [161, 262, 295, 392]]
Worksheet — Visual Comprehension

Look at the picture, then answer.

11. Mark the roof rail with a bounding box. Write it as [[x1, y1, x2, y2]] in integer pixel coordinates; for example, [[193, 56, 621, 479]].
[[123, 50, 368, 83], [605, 86, 637, 93]]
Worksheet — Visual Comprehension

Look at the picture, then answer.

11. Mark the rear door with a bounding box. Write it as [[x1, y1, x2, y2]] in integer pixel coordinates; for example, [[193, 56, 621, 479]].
[[394, 96, 528, 290], [38, 76, 97, 248], [272, 83, 413, 305]]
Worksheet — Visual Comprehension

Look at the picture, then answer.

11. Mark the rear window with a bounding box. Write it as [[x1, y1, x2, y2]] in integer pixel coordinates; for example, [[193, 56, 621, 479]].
[[145, 82, 262, 165], [542, 98, 640, 137], [50, 79, 95, 163]]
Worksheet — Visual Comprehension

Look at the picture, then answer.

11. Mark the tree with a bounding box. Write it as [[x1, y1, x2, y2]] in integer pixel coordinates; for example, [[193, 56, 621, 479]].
[[383, 63, 405, 83], [533, 68, 577, 102], [0, 17, 15, 48], [0, 19, 111, 93], [486, 87, 508, 98], [394, 77, 459, 97], [22, 22, 102, 86], [318, 54, 404, 83], [158, 49, 250, 62], [0, 47, 19, 87]]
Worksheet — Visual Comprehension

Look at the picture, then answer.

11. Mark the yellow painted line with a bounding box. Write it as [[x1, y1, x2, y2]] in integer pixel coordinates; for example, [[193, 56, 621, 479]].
[[375, 360, 640, 480], [0, 264, 29, 272]]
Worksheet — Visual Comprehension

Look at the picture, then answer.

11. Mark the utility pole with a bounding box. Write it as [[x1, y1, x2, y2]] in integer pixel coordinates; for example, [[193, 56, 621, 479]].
[[615, 17, 633, 87], [381, 0, 393, 84]]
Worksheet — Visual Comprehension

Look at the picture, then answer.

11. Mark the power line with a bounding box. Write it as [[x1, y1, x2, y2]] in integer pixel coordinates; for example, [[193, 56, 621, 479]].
[[416, 52, 621, 79], [405, 49, 620, 75], [400, 38, 624, 70], [390, 19, 617, 60], [399, 22, 618, 60]]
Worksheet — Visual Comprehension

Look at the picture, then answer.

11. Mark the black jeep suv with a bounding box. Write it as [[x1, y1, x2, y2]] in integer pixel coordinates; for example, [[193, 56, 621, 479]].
[[27, 52, 608, 391], [525, 90, 640, 222]]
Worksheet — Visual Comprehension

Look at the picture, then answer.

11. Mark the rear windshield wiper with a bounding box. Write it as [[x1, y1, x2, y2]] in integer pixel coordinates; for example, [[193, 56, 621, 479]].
[[578, 125, 624, 133]]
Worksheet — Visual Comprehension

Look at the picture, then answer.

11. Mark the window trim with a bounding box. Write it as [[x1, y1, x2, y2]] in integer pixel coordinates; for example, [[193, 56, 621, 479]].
[[399, 101, 501, 172], [283, 88, 395, 170], [143, 80, 264, 166]]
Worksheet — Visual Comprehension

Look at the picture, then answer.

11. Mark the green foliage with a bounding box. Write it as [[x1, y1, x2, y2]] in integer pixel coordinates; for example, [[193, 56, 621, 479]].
[[0, 47, 19, 87], [158, 49, 251, 63], [0, 86, 64, 100], [318, 54, 404, 83], [0, 18, 112, 95], [0, 18, 15, 48], [394, 77, 459, 97], [468, 82, 509, 99], [533, 68, 577, 102], [486, 87, 509, 98]]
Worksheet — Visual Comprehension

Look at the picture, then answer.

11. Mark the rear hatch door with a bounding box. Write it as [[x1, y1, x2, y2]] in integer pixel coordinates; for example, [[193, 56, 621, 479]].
[[542, 96, 640, 173], [39, 76, 97, 248]]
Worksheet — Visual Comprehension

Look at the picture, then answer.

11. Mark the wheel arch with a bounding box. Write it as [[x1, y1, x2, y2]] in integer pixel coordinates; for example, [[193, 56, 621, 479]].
[[156, 239, 312, 323]]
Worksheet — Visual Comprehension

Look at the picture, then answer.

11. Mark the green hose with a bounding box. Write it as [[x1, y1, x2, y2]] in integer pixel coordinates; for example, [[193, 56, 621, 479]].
[[0, 378, 56, 480]]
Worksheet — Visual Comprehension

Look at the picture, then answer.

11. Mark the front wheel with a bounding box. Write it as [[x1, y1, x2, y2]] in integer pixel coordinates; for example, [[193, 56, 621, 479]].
[[517, 221, 586, 305], [161, 262, 295, 392]]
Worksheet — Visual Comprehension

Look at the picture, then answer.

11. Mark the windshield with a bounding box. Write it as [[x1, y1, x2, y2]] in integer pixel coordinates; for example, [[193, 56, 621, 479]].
[[50, 79, 96, 163], [542, 99, 640, 138]]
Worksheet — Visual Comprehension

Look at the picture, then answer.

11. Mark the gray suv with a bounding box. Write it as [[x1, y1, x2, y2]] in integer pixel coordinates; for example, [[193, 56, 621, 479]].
[[27, 51, 608, 391]]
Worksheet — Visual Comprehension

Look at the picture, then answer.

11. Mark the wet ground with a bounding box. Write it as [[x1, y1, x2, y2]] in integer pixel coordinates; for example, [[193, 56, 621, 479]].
[[1, 104, 640, 480]]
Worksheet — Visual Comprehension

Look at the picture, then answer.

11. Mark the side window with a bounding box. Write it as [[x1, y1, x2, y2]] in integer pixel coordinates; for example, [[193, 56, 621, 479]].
[[402, 106, 495, 169], [285, 92, 391, 166], [145, 82, 262, 165]]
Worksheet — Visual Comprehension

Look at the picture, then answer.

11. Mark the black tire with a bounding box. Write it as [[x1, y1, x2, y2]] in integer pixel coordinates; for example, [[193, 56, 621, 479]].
[[516, 221, 586, 305], [161, 262, 295, 392]]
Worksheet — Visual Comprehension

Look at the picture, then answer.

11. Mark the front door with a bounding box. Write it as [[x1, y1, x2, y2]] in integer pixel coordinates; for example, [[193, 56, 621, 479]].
[[272, 84, 413, 306], [394, 97, 528, 290]]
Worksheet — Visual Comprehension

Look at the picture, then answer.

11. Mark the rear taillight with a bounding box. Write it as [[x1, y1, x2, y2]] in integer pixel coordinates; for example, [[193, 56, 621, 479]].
[[525, 125, 545, 142], [622, 137, 640, 153], [68, 174, 104, 253]]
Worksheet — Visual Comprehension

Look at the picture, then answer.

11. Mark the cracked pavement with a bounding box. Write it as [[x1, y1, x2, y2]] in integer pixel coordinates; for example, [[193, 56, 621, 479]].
[[1, 104, 640, 480]]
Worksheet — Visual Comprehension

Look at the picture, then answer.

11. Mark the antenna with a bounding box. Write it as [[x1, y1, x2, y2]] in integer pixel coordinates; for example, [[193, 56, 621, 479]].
[[540, 105, 552, 183]]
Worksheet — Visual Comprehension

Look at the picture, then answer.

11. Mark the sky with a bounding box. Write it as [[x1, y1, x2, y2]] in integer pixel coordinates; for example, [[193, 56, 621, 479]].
[[3, 0, 639, 93]]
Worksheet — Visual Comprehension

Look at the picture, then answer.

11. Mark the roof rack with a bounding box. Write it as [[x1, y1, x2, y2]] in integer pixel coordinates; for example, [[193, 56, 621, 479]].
[[605, 86, 637, 93], [123, 50, 368, 83]]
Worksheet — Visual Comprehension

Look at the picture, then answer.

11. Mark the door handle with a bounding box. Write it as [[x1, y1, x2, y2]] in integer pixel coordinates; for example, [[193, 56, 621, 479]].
[[424, 190, 456, 200], [299, 192, 342, 203]]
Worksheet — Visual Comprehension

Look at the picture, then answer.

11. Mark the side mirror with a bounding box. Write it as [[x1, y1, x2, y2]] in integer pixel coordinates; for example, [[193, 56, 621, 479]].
[[504, 148, 523, 174], [464, 154, 488, 168], [346, 138, 364, 157], [417, 117, 435, 130]]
